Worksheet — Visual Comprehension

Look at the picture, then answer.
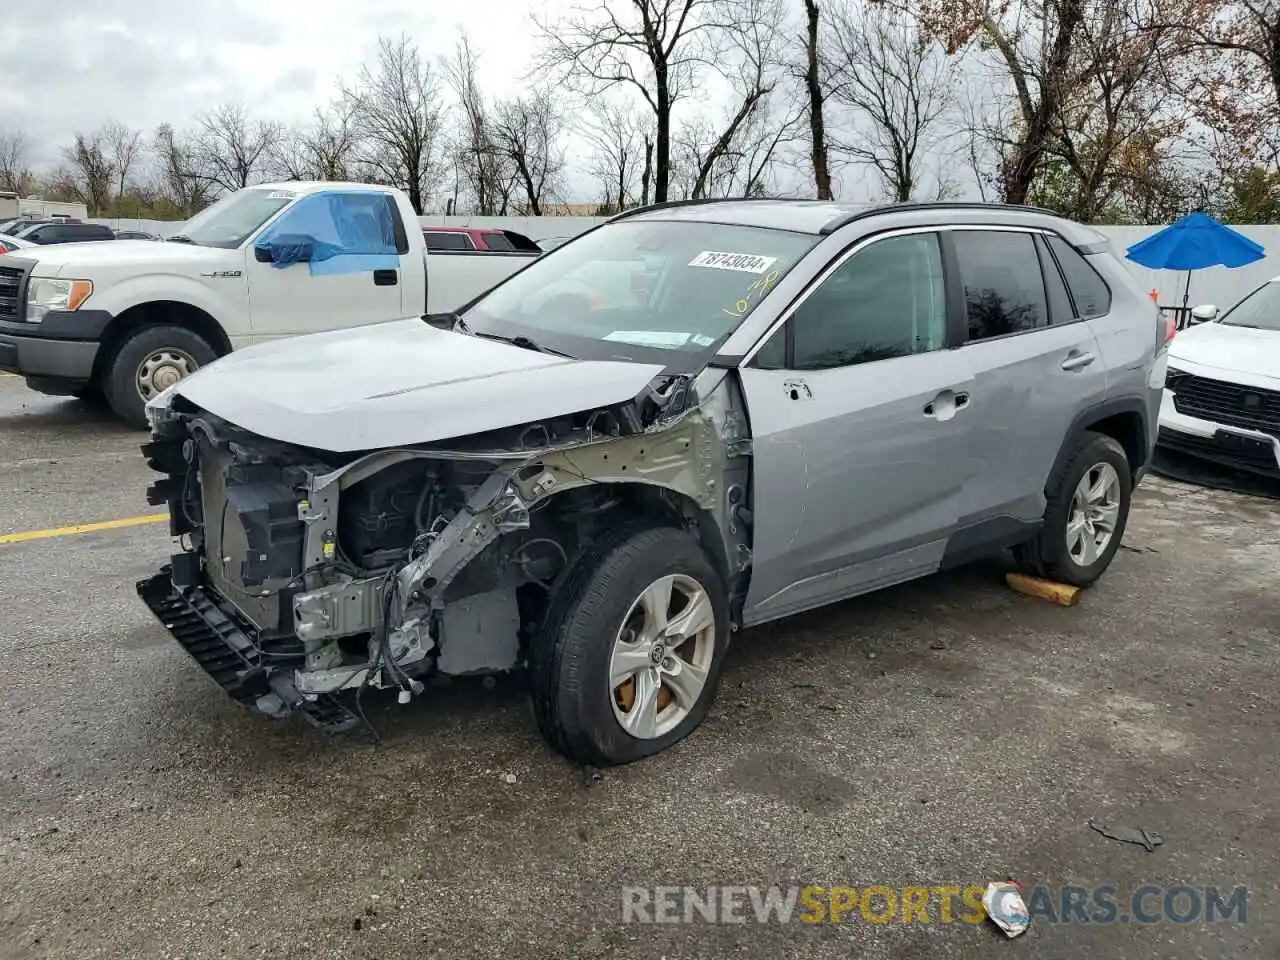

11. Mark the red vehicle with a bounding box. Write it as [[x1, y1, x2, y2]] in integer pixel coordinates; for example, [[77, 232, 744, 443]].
[[421, 226, 542, 253]]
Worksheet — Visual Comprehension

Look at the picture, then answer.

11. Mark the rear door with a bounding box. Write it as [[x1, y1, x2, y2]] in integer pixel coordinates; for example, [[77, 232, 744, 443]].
[[246, 191, 409, 341], [738, 229, 975, 626], [947, 227, 1108, 528], [69, 225, 114, 242]]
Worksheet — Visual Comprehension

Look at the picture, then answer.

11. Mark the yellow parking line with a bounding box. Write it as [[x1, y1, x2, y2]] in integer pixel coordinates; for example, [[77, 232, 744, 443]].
[[0, 512, 168, 545]]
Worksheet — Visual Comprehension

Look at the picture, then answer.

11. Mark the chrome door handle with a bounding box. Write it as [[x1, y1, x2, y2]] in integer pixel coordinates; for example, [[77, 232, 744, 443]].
[[1061, 351, 1096, 371]]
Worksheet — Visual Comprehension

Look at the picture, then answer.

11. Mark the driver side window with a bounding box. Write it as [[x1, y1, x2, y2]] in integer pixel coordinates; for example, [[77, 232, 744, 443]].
[[751, 233, 946, 370]]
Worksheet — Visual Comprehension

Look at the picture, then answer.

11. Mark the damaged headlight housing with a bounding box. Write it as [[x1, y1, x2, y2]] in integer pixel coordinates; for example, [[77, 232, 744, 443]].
[[144, 382, 179, 429], [26, 277, 93, 323]]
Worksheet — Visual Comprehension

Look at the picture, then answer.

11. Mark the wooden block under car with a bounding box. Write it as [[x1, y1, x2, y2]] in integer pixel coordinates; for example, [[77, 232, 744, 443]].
[[1004, 572, 1081, 607]]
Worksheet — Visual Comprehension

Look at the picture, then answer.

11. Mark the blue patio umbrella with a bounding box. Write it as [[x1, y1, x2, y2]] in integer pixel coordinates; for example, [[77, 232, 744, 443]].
[[1125, 212, 1266, 314]]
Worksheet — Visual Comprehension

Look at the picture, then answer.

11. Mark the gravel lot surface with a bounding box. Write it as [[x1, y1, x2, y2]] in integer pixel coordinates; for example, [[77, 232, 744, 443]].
[[1, 374, 1277, 959]]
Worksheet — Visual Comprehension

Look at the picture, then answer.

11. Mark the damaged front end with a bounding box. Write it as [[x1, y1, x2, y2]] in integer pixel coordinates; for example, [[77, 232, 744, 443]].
[[137, 372, 748, 732]]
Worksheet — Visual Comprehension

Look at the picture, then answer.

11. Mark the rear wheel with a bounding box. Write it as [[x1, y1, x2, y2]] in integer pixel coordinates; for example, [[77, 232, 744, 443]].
[[102, 325, 216, 428], [1015, 431, 1132, 586], [530, 525, 730, 766]]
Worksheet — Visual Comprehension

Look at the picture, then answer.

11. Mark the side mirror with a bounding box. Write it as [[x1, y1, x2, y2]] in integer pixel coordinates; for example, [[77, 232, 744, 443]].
[[1190, 304, 1218, 322], [254, 234, 316, 265]]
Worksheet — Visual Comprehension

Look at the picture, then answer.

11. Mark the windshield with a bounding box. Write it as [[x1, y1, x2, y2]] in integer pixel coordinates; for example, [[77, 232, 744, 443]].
[[1219, 280, 1280, 332], [462, 220, 818, 364], [174, 187, 296, 248]]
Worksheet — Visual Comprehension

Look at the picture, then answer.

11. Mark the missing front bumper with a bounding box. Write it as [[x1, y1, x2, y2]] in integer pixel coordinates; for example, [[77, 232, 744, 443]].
[[136, 569, 361, 732]]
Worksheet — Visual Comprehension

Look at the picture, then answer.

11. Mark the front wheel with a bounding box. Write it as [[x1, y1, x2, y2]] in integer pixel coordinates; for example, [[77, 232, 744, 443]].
[[530, 525, 731, 766], [102, 325, 217, 428], [1016, 431, 1132, 586]]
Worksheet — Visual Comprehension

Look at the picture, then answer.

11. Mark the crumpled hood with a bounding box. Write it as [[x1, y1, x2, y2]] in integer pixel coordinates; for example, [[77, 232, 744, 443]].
[[1168, 320, 1280, 390], [161, 317, 669, 452], [24, 240, 222, 274]]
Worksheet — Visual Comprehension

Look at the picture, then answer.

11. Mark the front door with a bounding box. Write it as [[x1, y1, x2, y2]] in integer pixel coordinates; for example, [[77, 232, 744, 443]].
[[246, 190, 406, 342], [947, 228, 1109, 527], [737, 230, 975, 627]]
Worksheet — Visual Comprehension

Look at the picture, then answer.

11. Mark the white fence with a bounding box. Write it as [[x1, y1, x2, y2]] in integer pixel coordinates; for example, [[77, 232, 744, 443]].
[[89, 214, 1280, 314]]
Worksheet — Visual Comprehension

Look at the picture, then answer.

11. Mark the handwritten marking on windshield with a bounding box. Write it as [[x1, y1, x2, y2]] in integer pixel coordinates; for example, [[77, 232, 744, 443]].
[[721, 269, 782, 318]]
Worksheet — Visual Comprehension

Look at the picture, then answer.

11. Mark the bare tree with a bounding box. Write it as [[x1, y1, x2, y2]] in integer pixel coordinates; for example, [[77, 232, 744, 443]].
[[683, 0, 790, 197], [1047, 0, 1196, 221], [907, 0, 1090, 204], [62, 131, 115, 214], [801, 0, 835, 198], [675, 94, 806, 197], [581, 98, 652, 211], [955, 78, 1007, 201], [1150, 0, 1280, 170], [101, 121, 143, 212], [343, 34, 447, 213], [192, 103, 282, 193], [491, 91, 565, 215], [826, 1, 955, 201], [444, 33, 510, 214], [535, 0, 731, 202], [153, 123, 216, 216], [271, 102, 361, 181], [0, 132, 38, 195]]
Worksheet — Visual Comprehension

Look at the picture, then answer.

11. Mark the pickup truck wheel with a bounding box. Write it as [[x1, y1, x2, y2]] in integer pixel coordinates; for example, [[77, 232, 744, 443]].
[[530, 525, 730, 767], [71, 383, 106, 405], [1015, 431, 1132, 587], [103, 326, 216, 428]]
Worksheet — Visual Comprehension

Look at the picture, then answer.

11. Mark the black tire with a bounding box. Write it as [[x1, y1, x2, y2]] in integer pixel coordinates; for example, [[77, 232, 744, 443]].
[[102, 325, 217, 428], [1015, 431, 1132, 587], [71, 383, 107, 405], [529, 525, 731, 766]]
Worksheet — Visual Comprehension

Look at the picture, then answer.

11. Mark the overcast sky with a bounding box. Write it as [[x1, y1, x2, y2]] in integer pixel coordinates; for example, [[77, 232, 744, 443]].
[[1, 0, 567, 166], [2, 0, 972, 204]]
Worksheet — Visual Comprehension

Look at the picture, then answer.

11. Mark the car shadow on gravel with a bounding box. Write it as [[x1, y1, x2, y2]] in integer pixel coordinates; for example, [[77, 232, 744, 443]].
[[0, 395, 135, 436], [122, 555, 1019, 803]]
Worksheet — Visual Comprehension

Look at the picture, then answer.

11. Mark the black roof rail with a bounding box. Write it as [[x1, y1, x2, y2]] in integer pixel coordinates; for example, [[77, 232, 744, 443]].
[[818, 200, 1063, 234], [606, 196, 798, 223]]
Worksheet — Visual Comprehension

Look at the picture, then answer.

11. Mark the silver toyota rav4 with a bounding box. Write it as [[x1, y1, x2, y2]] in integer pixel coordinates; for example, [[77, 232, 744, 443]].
[[138, 199, 1167, 765]]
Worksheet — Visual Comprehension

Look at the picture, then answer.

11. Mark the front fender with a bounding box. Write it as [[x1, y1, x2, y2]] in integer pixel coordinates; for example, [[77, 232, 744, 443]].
[[86, 273, 239, 338]]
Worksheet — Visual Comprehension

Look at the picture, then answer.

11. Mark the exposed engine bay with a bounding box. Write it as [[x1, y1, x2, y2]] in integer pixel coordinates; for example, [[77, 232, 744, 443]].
[[136, 371, 752, 732]]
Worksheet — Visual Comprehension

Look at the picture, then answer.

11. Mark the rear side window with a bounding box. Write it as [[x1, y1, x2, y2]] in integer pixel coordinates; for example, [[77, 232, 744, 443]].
[[424, 231, 474, 251], [1047, 235, 1111, 318], [482, 232, 515, 251], [70, 225, 114, 241], [1034, 235, 1075, 324], [953, 230, 1048, 341]]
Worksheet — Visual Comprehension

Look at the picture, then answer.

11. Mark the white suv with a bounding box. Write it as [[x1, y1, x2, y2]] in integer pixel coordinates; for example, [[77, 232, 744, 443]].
[[1159, 276, 1280, 479]]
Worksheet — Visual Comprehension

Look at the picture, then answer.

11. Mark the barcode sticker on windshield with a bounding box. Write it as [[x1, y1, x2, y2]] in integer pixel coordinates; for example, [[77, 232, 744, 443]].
[[688, 251, 778, 274], [604, 330, 692, 348]]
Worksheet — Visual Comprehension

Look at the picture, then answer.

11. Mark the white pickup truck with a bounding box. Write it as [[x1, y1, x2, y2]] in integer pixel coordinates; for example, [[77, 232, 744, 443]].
[[0, 181, 540, 426]]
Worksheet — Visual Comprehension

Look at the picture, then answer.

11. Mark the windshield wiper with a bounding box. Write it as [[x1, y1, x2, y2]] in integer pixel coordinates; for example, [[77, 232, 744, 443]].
[[166, 234, 195, 244], [471, 330, 574, 358]]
